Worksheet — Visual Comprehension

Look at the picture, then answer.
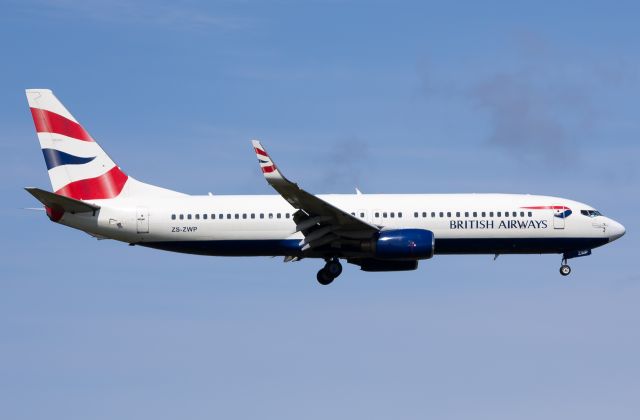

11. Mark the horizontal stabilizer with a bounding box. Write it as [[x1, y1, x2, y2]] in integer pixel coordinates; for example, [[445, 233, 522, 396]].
[[25, 187, 100, 213]]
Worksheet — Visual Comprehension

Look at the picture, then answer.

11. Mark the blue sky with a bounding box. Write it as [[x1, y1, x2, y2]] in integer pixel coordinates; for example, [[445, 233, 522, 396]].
[[1, 1, 639, 419]]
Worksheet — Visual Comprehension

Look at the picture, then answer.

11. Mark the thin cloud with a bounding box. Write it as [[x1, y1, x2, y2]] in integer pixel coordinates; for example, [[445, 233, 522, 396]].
[[417, 33, 634, 165], [468, 71, 575, 161], [318, 137, 370, 192]]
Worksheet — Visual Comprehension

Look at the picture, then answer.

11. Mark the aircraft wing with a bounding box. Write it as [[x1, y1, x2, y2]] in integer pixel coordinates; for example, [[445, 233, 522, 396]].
[[251, 140, 379, 251]]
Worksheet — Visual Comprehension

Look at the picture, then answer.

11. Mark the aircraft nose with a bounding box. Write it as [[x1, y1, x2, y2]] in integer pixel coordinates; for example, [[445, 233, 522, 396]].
[[608, 220, 626, 242]]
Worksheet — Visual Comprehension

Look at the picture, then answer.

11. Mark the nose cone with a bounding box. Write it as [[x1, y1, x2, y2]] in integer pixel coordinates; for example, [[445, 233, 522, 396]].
[[608, 220, 626, 242]]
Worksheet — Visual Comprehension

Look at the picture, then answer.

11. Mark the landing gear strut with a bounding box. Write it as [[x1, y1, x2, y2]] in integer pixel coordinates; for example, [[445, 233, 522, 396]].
[[316, 258, 343, 285]]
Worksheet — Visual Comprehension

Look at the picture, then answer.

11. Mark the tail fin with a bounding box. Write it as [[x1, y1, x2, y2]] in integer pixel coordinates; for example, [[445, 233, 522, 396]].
[[26, 89, 128, 200]]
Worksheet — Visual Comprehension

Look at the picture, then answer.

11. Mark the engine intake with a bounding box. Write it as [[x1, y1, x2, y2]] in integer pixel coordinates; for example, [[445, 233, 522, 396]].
[[374, 229, 435, 260]]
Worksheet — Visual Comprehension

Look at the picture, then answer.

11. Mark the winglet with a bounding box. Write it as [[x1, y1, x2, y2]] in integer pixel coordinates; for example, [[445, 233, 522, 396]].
[[252, 140, 285, 181]]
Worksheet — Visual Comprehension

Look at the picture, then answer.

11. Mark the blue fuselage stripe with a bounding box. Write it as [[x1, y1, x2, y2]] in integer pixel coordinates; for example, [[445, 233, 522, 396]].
[[139, 237, 609, 257]]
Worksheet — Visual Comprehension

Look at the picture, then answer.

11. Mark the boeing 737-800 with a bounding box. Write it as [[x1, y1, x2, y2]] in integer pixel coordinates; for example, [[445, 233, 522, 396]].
[[25, 89, 625, 285]]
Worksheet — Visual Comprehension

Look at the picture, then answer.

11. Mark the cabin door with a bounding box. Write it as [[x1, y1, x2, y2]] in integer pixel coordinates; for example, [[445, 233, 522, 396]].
[[552, 205, 566, 229], [136, 207, 149, 233]]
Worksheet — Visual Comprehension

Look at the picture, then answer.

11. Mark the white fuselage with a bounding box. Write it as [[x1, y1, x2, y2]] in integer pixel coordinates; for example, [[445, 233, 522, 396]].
[[56, 192, 624, 257]]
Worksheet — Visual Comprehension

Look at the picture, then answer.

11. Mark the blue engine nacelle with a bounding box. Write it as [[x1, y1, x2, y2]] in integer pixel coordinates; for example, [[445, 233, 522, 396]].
[[374, 229, 435, 260]]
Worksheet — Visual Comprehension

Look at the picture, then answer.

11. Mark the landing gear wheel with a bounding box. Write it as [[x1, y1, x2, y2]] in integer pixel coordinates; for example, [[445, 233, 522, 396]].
[[326, 260, 343, 277], [316, 269, 334, 285], [560, 264, 571, 276]]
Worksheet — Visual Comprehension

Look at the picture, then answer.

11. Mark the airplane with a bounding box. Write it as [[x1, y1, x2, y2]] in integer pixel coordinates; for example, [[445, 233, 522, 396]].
[[24, 89, 625, 285]]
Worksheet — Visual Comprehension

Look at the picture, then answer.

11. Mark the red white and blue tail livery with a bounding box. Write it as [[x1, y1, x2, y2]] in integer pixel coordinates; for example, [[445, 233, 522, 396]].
[[27, 89, 128, 200], [25, 90, 626, 285]]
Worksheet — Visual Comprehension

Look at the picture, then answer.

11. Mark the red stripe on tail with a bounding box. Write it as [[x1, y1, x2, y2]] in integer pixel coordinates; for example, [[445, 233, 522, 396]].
[[254, 147, 268, 157], [30, 108, 94, 142], [55, 166, 128, 200]]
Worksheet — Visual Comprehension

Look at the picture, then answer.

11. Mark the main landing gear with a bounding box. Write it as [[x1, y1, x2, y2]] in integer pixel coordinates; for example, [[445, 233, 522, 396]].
[[317, 258, 343, 285]]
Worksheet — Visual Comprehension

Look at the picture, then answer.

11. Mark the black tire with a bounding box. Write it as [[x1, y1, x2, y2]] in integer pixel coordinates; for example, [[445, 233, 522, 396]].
[[316, 269, 334, 285], [326, 260, 343, 277], [560, 265, 571, 276]]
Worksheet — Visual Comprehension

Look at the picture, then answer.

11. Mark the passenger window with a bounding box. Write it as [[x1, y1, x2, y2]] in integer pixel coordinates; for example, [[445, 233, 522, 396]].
[[512, 212, 517, 217], [383, 212, 388, 218], [187, 214, 192, 220], [423, 212, 427, 217], [227, 214, 231, 219], [277, 213, 281, 219], [286, 213, 291, 219], [528, 211, 532, 217], [473, 212, 477, 217], [171, 214, 176, 220], [242, 214, 247, 219], [446, 212, 451, 217], [360, 212, 365, 218], [465, 212, 469, 217], [219, 214, 224, 220], [351, 212, 355, 216], [456, 212, 460, 217], [212, 214, 216, 219], [431, 212, 436, 218], [390, 212, 395, 218], [195, 214, 200, 220], [251, 213, 255, 219], [481, 212, 486, 217], [375, 212, 380, 217], [439, 212, 444, 217], [497, 212, 501, 217], [203, 214, 207, 220], [269, 213, 273, 219], [179, 214, 184, 220], [233, 214, 238, 219], [489, 212, 493, 217], [520, 211, 525, 217], [414, 212, 418, 218], [398, 212, 402, 218], [260, 213, 264, 219]]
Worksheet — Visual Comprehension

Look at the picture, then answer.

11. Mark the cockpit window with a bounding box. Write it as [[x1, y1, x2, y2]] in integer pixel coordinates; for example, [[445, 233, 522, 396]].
[[581, 209, 602, 218]]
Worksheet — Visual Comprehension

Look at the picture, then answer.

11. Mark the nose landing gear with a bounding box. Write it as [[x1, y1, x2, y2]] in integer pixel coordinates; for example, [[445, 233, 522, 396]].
[[316, 258, 343, 285], [559, 255, 572, 276]]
